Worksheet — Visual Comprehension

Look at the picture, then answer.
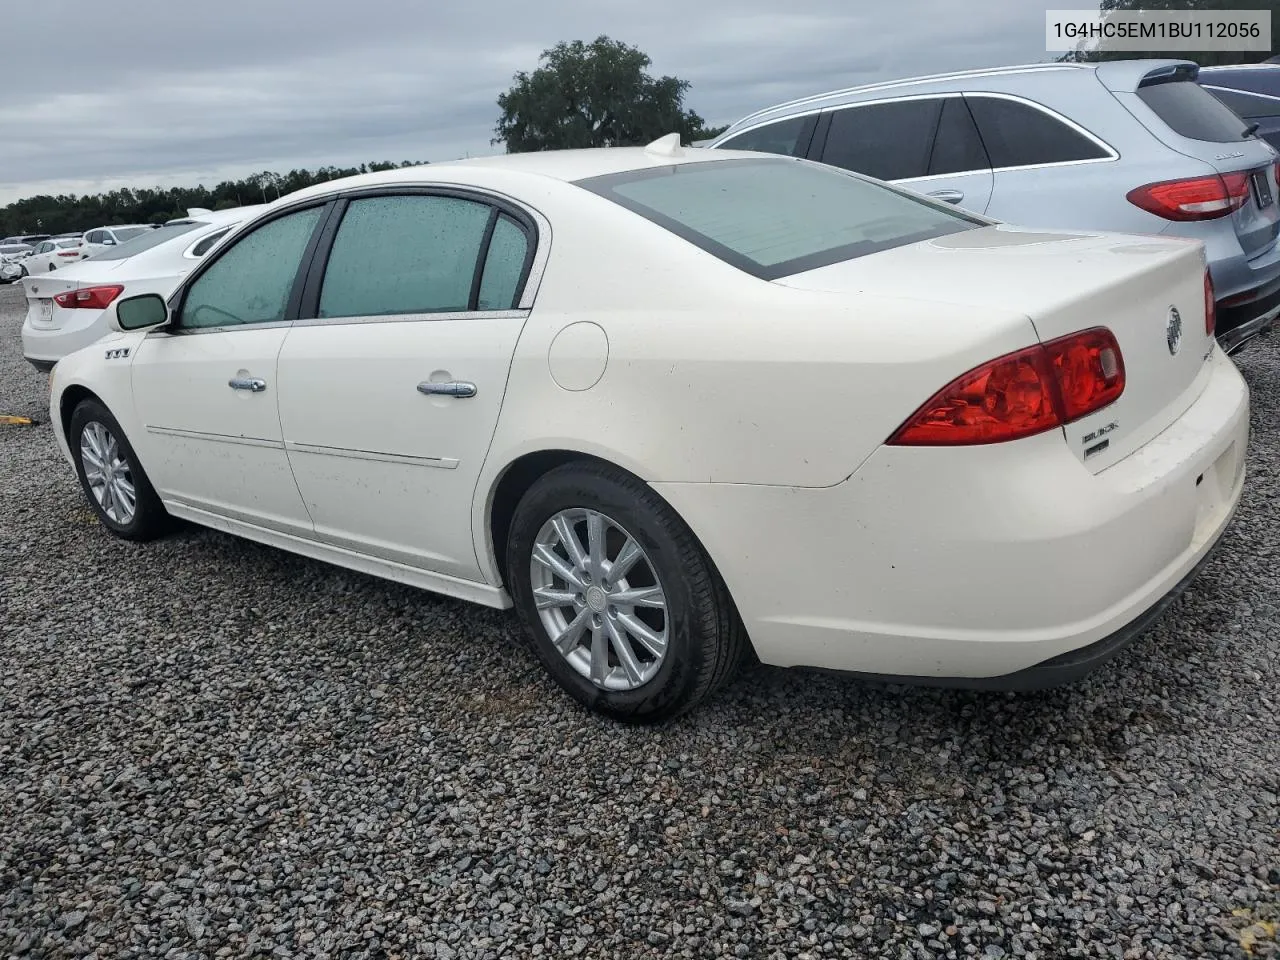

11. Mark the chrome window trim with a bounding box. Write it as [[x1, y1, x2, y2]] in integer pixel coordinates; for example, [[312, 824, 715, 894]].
[[1201, 83, 1280, 105], [727, 63, 1090, 132], [293, 309, 530, 328], [148, 319, 294, 337], [716, 91, 1119, 180]]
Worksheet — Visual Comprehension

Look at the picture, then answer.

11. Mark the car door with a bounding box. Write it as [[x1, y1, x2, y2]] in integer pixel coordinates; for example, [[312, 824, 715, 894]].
[[809, 96, 994, 215], [28, 241, 54, 272], [129, 202, 330, 535], [962, 93, 1116, 226], [275, 191, 537, 582]]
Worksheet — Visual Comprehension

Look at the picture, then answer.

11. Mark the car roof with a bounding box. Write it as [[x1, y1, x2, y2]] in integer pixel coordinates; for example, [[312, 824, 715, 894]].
[[715, 59, 1197, 137], [274, 140, 745, 207]]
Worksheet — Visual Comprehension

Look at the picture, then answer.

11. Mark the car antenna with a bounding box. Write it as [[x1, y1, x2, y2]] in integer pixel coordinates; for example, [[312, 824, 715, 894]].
[[643, 133, 684, 158]]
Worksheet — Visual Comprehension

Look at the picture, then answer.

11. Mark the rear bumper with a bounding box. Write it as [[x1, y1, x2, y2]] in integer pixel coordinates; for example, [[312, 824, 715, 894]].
[[653, 347, 1249, 683], [21, 306, 111, 367], [811, 522, 1228, 690], [1216, 273, 1280, 353]]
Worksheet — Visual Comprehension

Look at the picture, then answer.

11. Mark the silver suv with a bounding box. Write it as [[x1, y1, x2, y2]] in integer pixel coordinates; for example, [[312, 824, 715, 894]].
[[708, 60, 1280, 353]]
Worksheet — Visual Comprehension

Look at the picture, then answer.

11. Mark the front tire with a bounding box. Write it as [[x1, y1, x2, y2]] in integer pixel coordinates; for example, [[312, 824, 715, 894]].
[[70, 399, 171, 541], [506, 461, 746, 723]]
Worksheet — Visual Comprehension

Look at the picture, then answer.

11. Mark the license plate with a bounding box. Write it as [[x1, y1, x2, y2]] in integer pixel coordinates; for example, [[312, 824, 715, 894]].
[[1252, 170, 1274, 209], [38, 300, 52, 323]]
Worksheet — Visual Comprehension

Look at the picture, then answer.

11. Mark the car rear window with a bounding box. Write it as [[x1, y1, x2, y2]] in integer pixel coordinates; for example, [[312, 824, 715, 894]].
[[55, 239, 82, 248], [1137, 79, 1251, 142], [89, 221, 205, 261], [113, 226, 153, 243], [575, 157, 983, 280]]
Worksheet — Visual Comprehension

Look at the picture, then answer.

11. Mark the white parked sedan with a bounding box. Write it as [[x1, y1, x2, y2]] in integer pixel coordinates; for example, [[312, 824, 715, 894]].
[[46, 139, 1248, 721], [22, 236, 88, 273], [21, 205, 265, 371]]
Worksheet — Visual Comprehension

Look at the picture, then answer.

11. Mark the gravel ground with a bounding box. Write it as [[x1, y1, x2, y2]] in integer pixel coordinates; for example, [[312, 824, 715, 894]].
[[0, 280, 1277, 960]]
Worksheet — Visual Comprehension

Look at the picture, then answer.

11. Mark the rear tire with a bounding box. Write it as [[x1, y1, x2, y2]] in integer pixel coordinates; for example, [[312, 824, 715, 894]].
[[506, 461, 746, 723], [70, 399, 171, 541]]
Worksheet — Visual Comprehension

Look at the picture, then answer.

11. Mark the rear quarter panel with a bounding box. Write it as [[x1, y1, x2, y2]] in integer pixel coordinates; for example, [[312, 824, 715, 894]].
[[469, 188, 1041, 579]]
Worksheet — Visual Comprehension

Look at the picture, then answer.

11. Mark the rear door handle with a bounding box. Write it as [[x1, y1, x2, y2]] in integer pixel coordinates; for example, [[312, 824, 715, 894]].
[[417, 380, 477, 398], [228, 377, 267, 392], [927, 189, 964, 204]]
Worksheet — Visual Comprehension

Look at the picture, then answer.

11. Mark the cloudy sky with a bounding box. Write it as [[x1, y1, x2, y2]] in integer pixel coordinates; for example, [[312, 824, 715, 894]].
[[0, 0, 1052, 205]]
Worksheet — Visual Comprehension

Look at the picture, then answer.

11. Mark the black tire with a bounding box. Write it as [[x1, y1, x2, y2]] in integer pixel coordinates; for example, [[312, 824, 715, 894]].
[[506, 461, 747, 723], [69, 398, 171, 541]]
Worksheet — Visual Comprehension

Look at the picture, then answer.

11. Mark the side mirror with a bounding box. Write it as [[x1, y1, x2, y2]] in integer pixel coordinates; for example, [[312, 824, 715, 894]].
[[101, 238, 116, 246], [115, 293, 170, 331]]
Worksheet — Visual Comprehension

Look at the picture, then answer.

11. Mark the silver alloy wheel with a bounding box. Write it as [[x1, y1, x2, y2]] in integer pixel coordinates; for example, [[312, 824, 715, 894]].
[[80, 421, 137, 525], [531, 508, 669, 691]]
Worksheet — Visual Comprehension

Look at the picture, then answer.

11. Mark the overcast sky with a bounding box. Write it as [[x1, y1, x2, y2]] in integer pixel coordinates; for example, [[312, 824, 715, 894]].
[[0, 0, 1051, 205]]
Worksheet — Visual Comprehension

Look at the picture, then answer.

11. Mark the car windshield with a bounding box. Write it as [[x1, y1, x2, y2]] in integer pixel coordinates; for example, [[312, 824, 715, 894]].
[[575, 157, 984, 280], [0, 245, 31, 254], [89, 221, 206, 261]]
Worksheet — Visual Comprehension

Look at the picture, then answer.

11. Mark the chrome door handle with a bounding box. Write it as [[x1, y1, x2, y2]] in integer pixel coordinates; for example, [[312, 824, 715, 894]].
[[417, 380, 477, 398], [228, 377, 267, 392], [927, 189, 964, 204]]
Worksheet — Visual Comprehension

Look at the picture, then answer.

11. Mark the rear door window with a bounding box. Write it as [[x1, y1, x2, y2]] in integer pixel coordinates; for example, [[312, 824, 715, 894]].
[[318, 194, 496, 318], [819, 99, 942, 180], [717, 115, 817, 158], [966, 96, 1110, 167], [1136, 79, 1250, 142]]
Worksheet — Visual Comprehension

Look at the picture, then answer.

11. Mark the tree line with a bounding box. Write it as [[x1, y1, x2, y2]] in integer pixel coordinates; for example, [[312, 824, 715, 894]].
[[0, 162, 426, 237]]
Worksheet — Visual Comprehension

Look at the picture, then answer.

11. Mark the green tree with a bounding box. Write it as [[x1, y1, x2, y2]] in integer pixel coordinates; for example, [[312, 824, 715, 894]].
[[1060, 0, 1280, 65], [494, 36, 722, 151]]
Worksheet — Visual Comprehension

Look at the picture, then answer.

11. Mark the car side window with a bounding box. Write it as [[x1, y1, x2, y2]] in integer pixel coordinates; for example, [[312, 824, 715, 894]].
[[178, 206, 324, 330], [317, 194, 497, 319], [717, 115, 814, 157], [188, 227, 231, 258], [476, 214, 530, 310], [928, 97, 991, 176], [819, 99, 942, 180], [965, 96, 1110, 168]]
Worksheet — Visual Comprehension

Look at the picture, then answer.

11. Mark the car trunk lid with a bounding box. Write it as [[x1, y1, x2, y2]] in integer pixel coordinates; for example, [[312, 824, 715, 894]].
[[775, 225, 1215, 473]]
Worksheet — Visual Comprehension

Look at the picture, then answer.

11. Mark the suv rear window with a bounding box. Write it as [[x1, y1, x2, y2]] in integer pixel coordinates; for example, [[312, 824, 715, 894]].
[[1137, 79, 1251, 142], [576, 157, 983, 280]]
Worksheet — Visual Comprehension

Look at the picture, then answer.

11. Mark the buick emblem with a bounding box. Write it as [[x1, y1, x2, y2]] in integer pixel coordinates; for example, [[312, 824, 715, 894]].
[[1166, 306, 1183, 356]]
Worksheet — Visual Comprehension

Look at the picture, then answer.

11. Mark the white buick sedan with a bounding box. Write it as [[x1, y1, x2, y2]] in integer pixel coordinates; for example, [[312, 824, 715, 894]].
[[47, 137, 1249, 722]]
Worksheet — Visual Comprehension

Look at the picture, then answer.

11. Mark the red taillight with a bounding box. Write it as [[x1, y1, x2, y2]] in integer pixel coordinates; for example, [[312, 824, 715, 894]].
[[888, 328, 1125, 446], [1126, 173, 1250, 221], [56, 250, 80, 258], [1204, 271, 1216, 337], [53, 285, 125, 310]]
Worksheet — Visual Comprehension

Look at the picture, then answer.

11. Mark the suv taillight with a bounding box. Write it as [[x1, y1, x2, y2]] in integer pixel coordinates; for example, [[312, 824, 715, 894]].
[[53, 285, 125, 310], [1126, 173, 1250, 221], [887, 328, 1125, 446]]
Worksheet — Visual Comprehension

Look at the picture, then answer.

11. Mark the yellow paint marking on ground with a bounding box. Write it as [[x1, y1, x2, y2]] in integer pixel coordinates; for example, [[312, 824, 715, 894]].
[[0, 415, 34, 426]]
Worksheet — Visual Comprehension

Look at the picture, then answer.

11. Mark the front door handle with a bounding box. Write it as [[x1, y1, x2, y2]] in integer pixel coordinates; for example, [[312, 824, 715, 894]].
[[927, 189, 964, 204], [228, 377, 267, 392], [417, 380, 477, 398]]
